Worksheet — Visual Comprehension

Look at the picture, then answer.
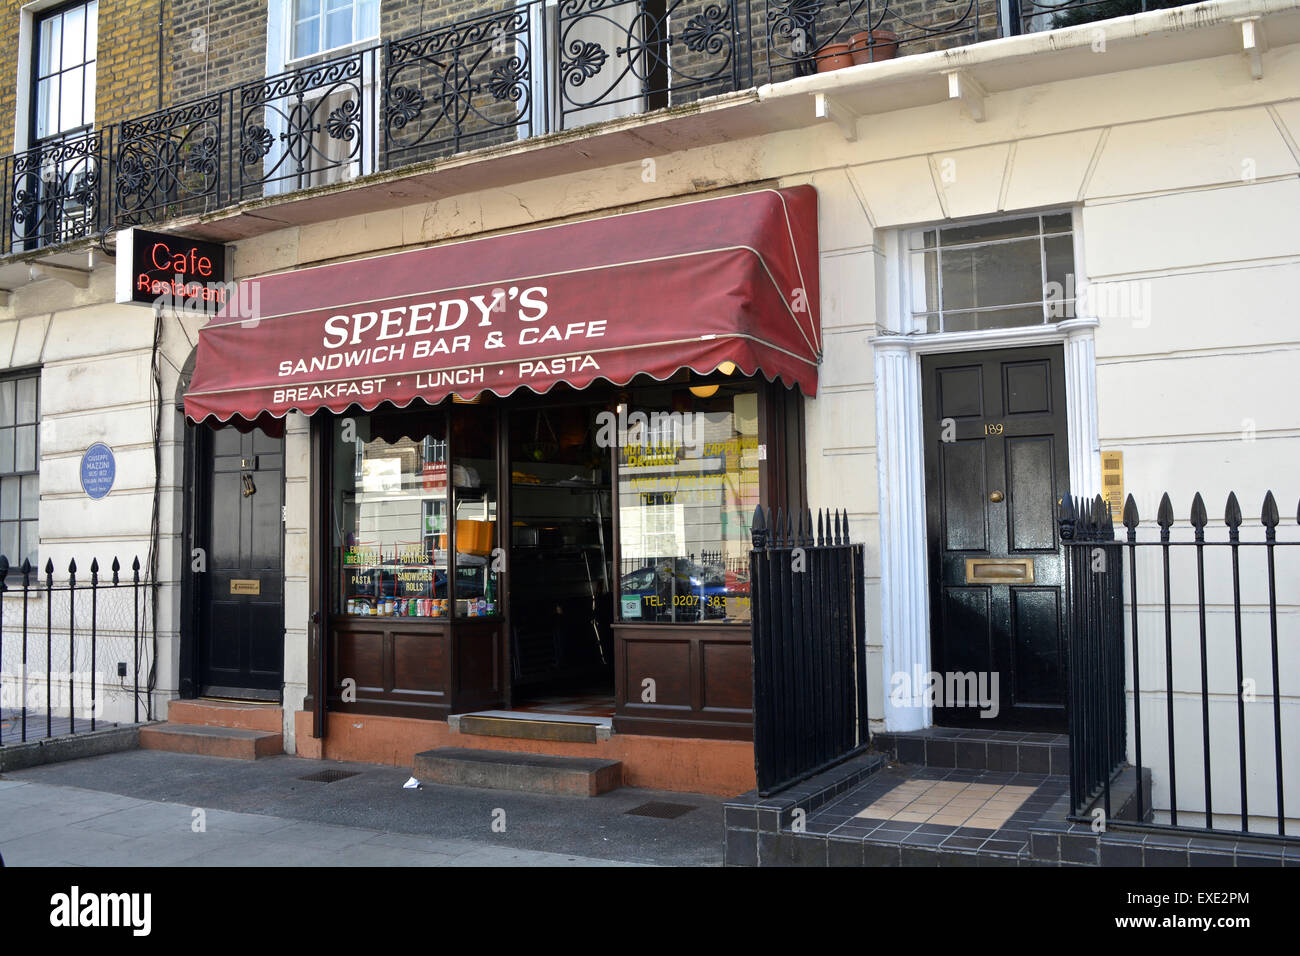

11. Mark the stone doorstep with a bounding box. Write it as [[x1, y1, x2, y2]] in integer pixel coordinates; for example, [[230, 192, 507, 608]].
[[452, 713, 603, 744], [413, 747, 623, 797], [165, 699, 283, 733], [138, 723, 284, 760]]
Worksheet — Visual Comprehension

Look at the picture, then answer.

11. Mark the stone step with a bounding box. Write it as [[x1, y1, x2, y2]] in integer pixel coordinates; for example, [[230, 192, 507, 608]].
[[872, 728, 1069, 776], [166, 699, 283, 733], [139, 723, 283, 760], [451, 712, 605, 744], [413, 747, 622, 796]]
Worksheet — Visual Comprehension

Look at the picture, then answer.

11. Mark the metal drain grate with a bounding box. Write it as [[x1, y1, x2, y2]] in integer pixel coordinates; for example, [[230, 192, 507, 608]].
[[298, 769, 360, 783], [625, 801, 695, 820]]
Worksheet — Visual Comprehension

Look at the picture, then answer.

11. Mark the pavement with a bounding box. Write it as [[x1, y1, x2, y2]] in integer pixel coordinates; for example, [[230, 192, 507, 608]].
[[0, 749, 726, 866]]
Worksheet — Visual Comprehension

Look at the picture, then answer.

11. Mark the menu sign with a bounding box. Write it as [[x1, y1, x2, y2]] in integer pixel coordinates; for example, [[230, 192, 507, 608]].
[[341, 544, 438, 608]]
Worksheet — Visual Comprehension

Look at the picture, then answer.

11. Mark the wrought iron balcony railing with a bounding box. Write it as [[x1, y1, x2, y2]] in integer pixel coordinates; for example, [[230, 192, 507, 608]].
[[2, 0, 1193, 259]]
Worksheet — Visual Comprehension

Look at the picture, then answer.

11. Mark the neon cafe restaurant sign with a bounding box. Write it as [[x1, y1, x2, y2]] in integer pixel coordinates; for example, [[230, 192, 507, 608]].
[[115, 227, 229, 312]]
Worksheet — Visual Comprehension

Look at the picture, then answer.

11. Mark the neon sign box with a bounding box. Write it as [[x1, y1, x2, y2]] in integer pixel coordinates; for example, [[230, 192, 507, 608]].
[[115, 227, 230, 311]]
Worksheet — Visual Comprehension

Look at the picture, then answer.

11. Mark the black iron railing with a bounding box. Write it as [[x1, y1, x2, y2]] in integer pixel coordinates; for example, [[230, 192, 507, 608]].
[[0, 555, 150, 745], [2, 0, 1200, 258], [5, 129, 112, 256], [1060, 490, 1298, 839], [750, 505, 868, 795], [1059, 495, 1127, 821]]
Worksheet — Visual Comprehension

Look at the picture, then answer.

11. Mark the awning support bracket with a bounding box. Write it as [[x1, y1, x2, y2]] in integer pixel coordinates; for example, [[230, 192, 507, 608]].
[[815, 93, 860, 142], [947, 70, 986, 123], [1238, 17, 1267, 80]]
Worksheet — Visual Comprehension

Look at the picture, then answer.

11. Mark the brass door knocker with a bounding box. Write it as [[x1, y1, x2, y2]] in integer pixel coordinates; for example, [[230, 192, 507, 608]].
[[241, 473, 257, 497]]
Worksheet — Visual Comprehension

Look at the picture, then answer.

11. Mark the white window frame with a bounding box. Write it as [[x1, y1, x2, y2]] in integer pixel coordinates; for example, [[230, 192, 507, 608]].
[[265, 0, 379, 195], [901, 207, 1082, 336], [518, 0, 646, 139], [15, 0, 98, 154], [285, 0, 380, 66]]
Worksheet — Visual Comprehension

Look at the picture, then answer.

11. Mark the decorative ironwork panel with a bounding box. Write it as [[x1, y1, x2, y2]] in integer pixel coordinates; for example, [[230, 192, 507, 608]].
[[233, 50, 373, 201], [115, 96, 223, 226], [556, 0, 745, 128], [384, 7, 537, 167], [8, 130, 108, 254]]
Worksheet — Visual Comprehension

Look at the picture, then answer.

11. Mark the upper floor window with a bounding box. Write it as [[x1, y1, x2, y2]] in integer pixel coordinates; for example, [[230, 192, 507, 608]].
[[32, 0, 98, 142], [291, 0, 379, 60], [907, 211, 1075, 333]]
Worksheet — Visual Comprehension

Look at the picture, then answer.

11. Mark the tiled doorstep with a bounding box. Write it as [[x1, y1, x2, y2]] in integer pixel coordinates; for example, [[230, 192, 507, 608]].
[[872, 728, 1069, 776], [724, 747, 1298, 867], [806, 765, 1063, 865], [1027, 790, 1298, 867], [728, 762, 1298, 867]]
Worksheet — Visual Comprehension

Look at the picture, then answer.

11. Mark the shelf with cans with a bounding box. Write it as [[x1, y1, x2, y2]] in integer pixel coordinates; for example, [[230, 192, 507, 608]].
[[340, 540, 499, 618]]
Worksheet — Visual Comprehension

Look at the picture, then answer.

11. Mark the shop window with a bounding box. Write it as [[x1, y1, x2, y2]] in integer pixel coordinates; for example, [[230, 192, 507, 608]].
[[0, 373, 40, 571], [331, 409, 454, 618], [908, 210, 1076, 333], [451, 407, 501, 617], [616, 384, 758, 624]]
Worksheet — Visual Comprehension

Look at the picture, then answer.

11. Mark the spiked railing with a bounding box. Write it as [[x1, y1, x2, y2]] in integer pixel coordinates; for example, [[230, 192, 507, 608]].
[[1059, 489, 1298, 838], [749, 503, 868, 795], [0, 554, 149, 745]]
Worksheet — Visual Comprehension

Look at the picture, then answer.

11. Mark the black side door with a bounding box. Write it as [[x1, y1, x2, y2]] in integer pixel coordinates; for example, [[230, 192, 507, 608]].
[[921, 346, 1069, 730], [196, 425, 284, 699]]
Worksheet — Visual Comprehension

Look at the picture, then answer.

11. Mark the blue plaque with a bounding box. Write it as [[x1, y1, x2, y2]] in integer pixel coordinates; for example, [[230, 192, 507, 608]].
[[80, 443, 116, 500]]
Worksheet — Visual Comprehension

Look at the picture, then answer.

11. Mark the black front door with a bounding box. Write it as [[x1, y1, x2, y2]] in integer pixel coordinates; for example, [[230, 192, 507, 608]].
[[921, 346, 1069, 730], [196, 425, 284, 699]]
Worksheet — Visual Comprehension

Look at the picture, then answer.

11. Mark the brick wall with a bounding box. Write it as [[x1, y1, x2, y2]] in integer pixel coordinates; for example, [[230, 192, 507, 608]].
[[0, 0, 22, 150], [167, 0, 268, 105], [97, 0, 171, 127]]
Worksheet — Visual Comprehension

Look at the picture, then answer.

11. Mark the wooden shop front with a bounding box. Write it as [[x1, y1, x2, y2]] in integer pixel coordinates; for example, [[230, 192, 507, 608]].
[[310, 377, 805, 740], [182, 186, 821, 749]]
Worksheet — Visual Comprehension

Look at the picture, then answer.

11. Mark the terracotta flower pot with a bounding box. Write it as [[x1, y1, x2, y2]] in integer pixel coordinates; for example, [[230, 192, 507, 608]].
[[849, 29, 900, 65], [815, 42, 854, 74]]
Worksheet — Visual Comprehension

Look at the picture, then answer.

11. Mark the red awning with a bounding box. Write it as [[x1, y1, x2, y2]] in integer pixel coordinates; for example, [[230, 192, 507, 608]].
[[184, 186, 820, 425]]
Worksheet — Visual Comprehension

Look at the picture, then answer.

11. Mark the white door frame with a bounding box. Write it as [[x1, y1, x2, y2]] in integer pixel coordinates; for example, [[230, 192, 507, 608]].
[[871, 318, 1101, 732]]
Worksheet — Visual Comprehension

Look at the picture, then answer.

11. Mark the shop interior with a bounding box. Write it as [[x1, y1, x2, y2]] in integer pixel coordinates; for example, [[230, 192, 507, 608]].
[[508, 402, 615, 715], [329, 375, 763, 719]]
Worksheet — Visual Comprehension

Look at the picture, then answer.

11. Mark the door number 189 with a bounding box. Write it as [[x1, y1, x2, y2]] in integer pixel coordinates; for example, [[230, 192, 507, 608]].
[[984, 423, 1004, 435]]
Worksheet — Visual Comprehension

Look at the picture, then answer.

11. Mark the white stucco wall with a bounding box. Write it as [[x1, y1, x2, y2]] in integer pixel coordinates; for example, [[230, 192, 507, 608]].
[[0, 266, 202, 728]]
